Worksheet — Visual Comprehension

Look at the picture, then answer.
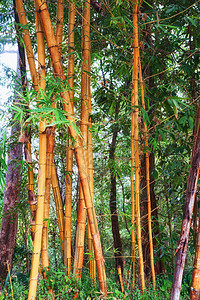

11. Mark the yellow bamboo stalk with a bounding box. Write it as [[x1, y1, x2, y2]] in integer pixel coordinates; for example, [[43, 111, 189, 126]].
[[35, 0, 107, 295], [190, 208, 200, 299], [73, 190, 87, 278], [41, 130, 53, 273], [15, 1, 48, 298], [87, 23, 96, 284], [73, 0, 91, 278], [139, 60, 156, 288], [131, 121, 136, 288], [65, 129, 73, 273], [64, 1, 75, 274], [15, 0, 38, 89], [34, 2, 49, 275], [27, 1, 47, 298], [132, 0, 145, 292], [118, 266, 125, 293], [56, 0, 64, 56], [88, 102, 96, 281], [51, 159, 65, 255]]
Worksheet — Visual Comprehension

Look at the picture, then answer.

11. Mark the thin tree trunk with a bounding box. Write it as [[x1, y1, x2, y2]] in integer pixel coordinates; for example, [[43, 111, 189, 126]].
[[0, 32, 23, 288], [36, 0, 107, 295], [132, 0, 145, 292], [171, 105, 200, 299], [109, 102, 123, 281]]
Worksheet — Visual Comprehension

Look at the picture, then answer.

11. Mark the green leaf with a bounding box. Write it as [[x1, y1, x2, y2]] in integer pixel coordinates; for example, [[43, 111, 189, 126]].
[[141, 107, 150, 126], [143, 0, 153, 8], [187, 16, 197, 27], [71, 122, 82, 137]]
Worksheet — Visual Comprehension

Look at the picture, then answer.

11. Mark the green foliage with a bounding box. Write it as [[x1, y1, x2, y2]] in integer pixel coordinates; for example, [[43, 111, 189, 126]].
[[2, 272, 191, 299]]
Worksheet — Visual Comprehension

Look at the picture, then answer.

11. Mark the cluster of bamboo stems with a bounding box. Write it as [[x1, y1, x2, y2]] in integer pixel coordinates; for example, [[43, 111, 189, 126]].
[[15, 0, 106, 298], [14, 0, 160, 298], [131, 0, 155, 292]]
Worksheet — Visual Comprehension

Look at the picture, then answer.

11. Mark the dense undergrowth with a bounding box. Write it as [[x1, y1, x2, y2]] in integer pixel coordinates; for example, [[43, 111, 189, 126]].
[[1, 268, 191, 299]]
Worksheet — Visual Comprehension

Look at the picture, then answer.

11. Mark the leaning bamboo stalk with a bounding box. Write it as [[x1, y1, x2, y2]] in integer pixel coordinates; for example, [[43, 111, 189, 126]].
[[73, 0, 91, 277], [190, 207, 200, 300], [35, 0, 107, 295], [51, 159, 65, 255], [64, 1, 75, 274], [88, 94, 96, 281], [132, 0, 145, 292], [139, 59, 156, 288]]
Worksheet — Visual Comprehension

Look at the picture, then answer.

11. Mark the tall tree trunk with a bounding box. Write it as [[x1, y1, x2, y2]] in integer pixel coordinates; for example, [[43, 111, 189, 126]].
[[171, 104, 200, 299], [109, 102, 123, 281], [0, 35, 23, 289]]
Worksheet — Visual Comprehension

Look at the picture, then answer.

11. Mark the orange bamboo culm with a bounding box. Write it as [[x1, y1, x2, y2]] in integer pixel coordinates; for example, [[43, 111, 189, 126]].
[[190, 208, 200, 300], [56, 0, 64, 56], [139, 60, 156, 288], [87, 19, 96, 285], [73, 0, 91, 278], [131, 106, 136, 288], [118, 266, 125, 293], [35, 0, 107, 296], [51, 159, 65, 255], [132, 0, 145, 293], [88, 93, 96, 281], [64, 1, 75, 275]]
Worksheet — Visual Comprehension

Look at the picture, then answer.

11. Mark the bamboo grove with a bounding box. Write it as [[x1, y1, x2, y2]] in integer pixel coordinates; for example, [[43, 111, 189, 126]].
[[0, 0, 200, 299]]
